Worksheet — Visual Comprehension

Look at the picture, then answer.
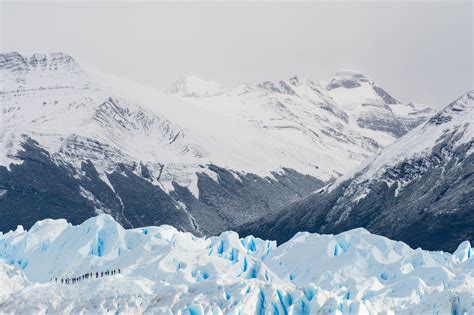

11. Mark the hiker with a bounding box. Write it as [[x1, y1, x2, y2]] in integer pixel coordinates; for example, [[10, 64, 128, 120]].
[[55, 278, 57, 283], [118, 268, 121, 274], [96, 272, 99, 278]]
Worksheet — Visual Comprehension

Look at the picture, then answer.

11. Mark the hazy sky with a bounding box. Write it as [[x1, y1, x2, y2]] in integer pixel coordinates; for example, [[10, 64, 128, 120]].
[[1, 1, 472, 108]]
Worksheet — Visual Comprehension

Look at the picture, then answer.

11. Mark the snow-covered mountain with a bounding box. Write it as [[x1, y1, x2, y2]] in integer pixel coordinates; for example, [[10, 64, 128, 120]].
[[1, 214, 473, 314], [242, 91, 473, 252], [0, 52, 435, 236]]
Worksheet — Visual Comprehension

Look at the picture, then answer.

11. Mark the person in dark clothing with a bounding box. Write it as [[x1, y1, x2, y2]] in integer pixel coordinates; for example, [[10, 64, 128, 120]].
[[96, 272, 99, 278], [118, 268, 121, 274], [61, 279, 63, 284], [101, 271, 103, 277]]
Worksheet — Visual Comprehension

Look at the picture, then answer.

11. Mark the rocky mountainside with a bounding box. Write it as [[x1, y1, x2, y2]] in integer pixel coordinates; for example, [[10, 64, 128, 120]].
[[0, 52, 435, 235], [241, 91, 474, 252], [1, 214, 473, 313]]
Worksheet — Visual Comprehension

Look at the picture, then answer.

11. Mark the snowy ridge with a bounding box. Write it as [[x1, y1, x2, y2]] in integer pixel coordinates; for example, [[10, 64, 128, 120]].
[[325, 90, 474, 196], [0, 214, 473, 314]]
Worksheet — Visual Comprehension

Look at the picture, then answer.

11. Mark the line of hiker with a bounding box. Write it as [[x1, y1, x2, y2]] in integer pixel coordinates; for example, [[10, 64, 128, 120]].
[[53, 268, 121, 284]]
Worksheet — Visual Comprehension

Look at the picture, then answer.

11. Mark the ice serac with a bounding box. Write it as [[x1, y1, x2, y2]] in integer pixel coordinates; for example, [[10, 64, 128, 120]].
[[0, 215, 473, 313], [0, 51, 434, 237], [243, 91, 473, 252]]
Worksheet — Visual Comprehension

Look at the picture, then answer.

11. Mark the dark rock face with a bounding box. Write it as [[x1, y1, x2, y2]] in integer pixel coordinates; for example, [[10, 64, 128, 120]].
[[106, 170, 194, 232], [0, 138, 324, 235], [0, 139, 97, 231], [178, 165, 325, 235], [240, 134, 473, 253]]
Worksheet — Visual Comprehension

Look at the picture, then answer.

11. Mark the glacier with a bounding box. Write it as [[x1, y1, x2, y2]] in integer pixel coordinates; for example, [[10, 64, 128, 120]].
[[0, 214, 473, 314]]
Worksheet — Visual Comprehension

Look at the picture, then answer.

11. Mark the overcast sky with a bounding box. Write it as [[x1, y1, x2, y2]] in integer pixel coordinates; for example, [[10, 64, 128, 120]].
[[1, 1, 472, 108]]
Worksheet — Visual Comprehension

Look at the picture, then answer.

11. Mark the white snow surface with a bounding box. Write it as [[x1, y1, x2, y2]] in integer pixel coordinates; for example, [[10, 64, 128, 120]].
[[0, 214, 473, 314], [1, 52, 435, 197]]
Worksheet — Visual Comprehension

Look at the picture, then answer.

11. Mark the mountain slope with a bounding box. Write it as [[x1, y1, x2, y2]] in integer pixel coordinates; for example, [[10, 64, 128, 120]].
[[241, 91, 474, 252], [0, 52, 435, 235], [1, 215, 473, 313]]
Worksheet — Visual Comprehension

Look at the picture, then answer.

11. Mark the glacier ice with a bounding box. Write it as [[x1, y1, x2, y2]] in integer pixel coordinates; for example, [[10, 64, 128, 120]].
[[0, 214, 473, 314]]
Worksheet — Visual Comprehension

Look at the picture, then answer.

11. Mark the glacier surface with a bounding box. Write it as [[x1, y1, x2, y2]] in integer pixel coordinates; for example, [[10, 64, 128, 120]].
[[0, 214, 473, 314]]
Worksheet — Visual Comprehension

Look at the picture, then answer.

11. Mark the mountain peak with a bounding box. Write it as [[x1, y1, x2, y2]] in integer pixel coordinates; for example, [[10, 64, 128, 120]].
[[326, 69, 373, 90], [326, 69, 399, 105], [0, 51, 80, 75], [428, 90, 474, 126], [165, 74, 225, 97], [334, 69, 370, 79]]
